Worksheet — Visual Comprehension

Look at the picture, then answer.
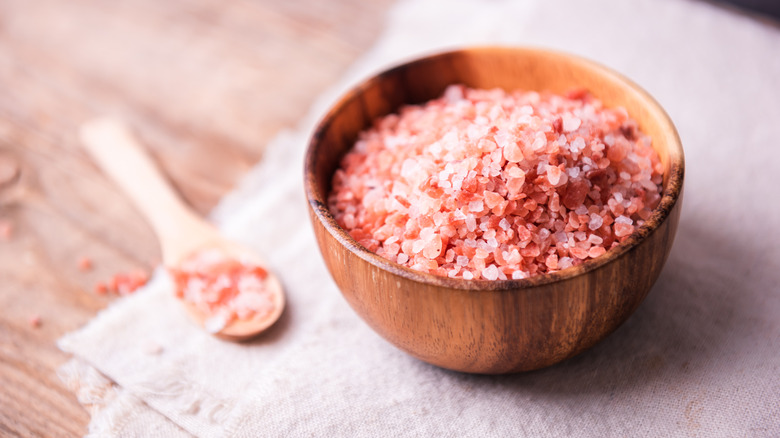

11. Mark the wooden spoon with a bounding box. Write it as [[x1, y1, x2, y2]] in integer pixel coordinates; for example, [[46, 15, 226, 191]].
[[80, 117, 285, 341]]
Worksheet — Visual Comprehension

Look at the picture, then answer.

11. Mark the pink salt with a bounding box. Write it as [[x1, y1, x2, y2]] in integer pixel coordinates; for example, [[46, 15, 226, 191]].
[[29, 315, 41, 328], [169, 249, 275, 333], [329, 85, 663, 279], [0, 220, 12, 241], [77, 256, 93, 272]]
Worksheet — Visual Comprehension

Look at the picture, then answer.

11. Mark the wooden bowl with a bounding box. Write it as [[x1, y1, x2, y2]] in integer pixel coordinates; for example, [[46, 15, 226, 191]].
[[304, 47, 684, 374]]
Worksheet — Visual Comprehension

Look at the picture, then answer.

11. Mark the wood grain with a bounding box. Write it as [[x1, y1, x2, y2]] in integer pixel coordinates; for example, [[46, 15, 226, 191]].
[[305, 47, 684, 374], [0, 0, 393, 435]]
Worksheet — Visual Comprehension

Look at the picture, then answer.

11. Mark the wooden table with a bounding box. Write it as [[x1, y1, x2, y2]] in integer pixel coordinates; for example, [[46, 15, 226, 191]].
[[0, 1, 393, 435]]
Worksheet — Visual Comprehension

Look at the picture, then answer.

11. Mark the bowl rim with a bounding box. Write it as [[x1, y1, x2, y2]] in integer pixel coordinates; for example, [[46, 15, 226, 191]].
[[304, 45, 685, 291]]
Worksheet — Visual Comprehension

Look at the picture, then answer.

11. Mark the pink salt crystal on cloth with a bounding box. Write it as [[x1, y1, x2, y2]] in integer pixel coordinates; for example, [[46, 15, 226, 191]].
[[29, 315, 41, 328], [329, 85, 663, 279]]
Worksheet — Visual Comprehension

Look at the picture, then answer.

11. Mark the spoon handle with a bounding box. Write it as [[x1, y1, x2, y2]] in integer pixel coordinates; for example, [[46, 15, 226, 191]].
[[80, 118, 209, 262]]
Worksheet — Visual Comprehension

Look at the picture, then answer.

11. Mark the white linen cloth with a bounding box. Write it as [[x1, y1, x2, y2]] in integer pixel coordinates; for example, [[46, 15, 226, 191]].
[[59, 0, 780, 436]]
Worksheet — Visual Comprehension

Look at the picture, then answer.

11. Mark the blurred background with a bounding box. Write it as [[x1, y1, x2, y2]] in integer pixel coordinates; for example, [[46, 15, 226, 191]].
[[0, 0, 777, 435], [0, 1, 395, 435]]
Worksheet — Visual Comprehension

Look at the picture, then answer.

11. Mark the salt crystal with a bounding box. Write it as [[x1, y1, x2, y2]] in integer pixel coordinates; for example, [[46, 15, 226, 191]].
[[588, 213, 604, 231], [484, 191, 504, 208], [422, 234, 443, 259], [614, 222, 634, 238], [462, 270, 474, 280], [506, 249, 522, 265], [0, 220, 12, 241], [640, 178, 658, 191], [545, 254, 559, 270], [532, 132, 547, 150], [420, 227, 436, 240], [512, 270, 528, 280], [571, 137, 586, 152], [468, 200, 484, 212], [562, 115, 581, 132], [558, 257, 574, 269], [451, 177, 463, 191], [588, 246, 607, 258], [505, 165, 525, 179], [445, 249, 456, 263], [444, 84, 464, 102], [547, 165, 562, 185], [588, 234, 604, 245], [570, 247, 588, 259], [482, 265, 500, 280], [465, 216, 477, 232]]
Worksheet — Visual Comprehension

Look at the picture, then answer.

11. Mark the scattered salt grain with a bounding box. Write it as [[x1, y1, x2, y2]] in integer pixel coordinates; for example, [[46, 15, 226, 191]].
[[77, 256, 93, 272], [29, 315, 41, 328], [0, 220, 12, 241], [94, 282, 108, 295], [94, 269, 149, 296]]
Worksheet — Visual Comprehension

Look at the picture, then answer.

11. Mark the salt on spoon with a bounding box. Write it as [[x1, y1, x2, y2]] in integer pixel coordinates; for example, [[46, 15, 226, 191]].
[[79, 117, 285, 341]]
